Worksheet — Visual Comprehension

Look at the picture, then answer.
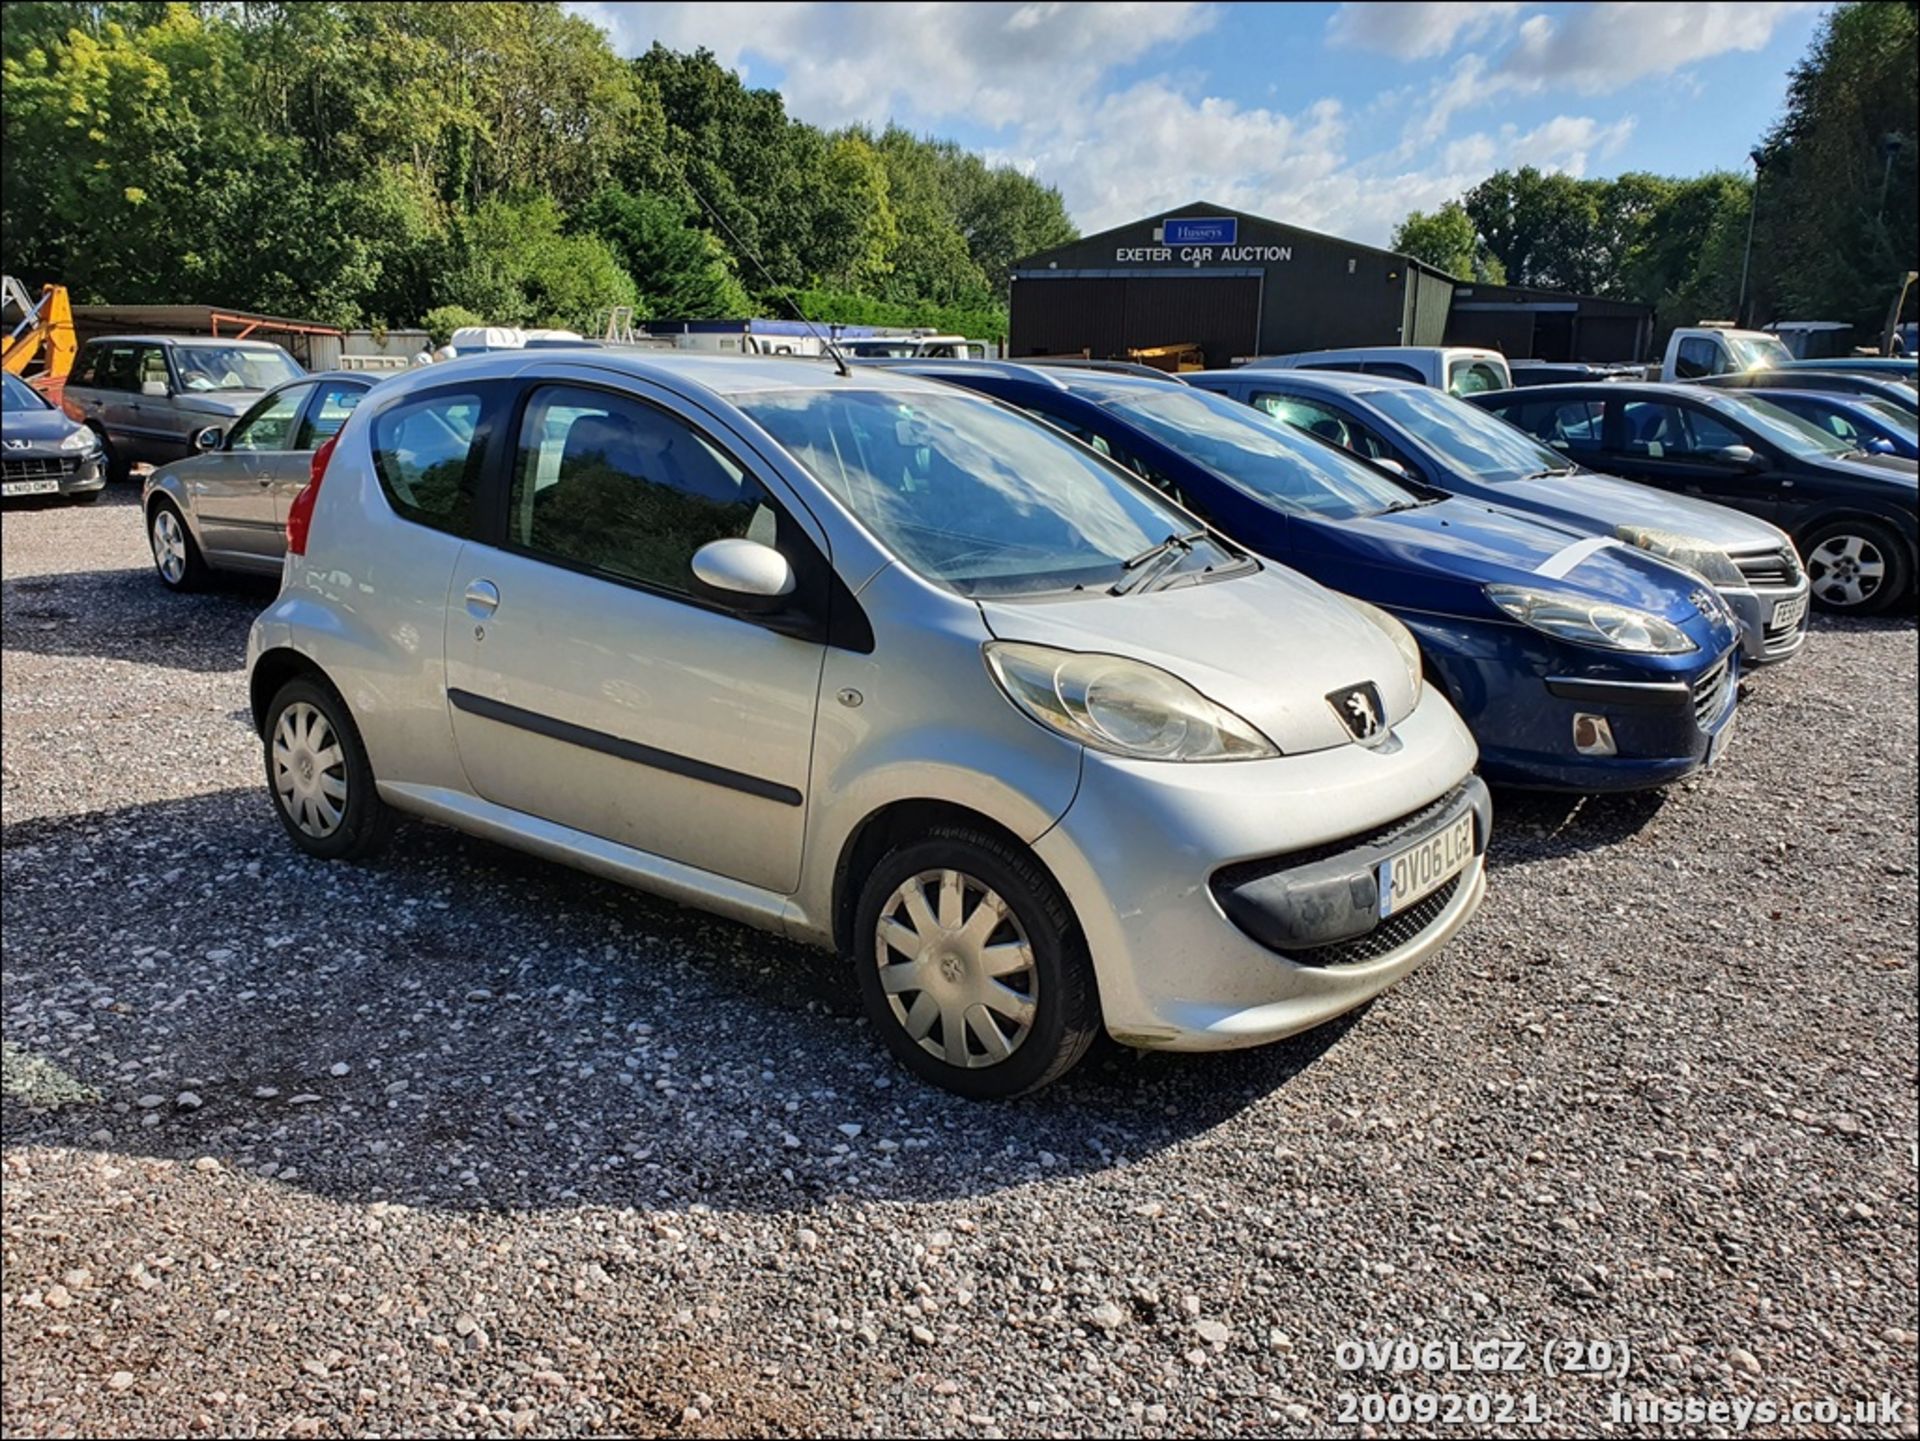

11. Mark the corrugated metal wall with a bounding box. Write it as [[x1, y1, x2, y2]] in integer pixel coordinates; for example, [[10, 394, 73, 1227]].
[[1010, 275, 1260, 369]]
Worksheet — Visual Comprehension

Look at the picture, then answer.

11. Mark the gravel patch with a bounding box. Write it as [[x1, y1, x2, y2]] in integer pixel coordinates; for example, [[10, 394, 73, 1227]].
[[4, 488, 1916, 1437]]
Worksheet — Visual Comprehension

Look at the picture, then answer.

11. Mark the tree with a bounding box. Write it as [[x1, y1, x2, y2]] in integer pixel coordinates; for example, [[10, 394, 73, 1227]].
[[579, 186, 750, 319], [1756, 1, 1918, 331], [1390, 202, 1506, 282]]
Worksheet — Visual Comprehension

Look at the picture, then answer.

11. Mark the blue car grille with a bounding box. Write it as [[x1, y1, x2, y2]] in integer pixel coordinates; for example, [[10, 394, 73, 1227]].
[[1692, 660, 1732, 729]]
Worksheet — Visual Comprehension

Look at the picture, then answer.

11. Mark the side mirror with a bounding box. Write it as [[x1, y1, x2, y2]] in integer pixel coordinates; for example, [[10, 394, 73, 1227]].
[[1865, 436, 1895, 455], [1710, 444, 1759, 468], [1374, 457, 1414, 480], [690, 538, 795, 614], [194, 425, 224, 452], [140, 379, 169, 398]]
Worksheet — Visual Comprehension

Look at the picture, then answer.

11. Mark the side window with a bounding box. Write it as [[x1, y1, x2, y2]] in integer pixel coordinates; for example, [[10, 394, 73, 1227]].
[[508, 384, 774, 594], [370, 389, 487, 536], [1024, 402, 1196, 511], [1022, 403, 1114, 457], [1257, 393, 1353, 450], [1619, 401, 1687, 457], [1365, 361, 1427, 384], [134, 347, 171, 392], [229, 384, 315, 452], [1677, 406, 1746, 454], [71, 346, 103, 388], [1673, 337, 1722, 379], [1517, 399, 1606, 455], [296, 382, 367, 450], [93, 346, 139, 392]]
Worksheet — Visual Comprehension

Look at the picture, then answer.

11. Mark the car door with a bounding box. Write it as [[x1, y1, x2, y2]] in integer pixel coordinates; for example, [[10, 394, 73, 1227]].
[[1245, 389, 1424, 479], [124, 345, 182, 461], [442, 375, 827, 895], [78, 344, 142, 452], [193, 382, 315, 560], [269, 378, 370, 524], [1605, 396, 1786, 521]]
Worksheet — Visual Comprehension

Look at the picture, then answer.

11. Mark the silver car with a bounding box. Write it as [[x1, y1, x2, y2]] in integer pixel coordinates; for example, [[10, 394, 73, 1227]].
[[143, 373, 373, 589], [245, 354, 1489, 1097]]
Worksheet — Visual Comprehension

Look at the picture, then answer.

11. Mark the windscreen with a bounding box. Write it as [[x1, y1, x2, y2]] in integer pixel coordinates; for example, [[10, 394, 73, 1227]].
[[2, 372, 49, 411], [1099, 385, 1422, 520], [740, 387, 1238, 597], [172, 346, 304, 392], [1363, 385, 1568, 482]]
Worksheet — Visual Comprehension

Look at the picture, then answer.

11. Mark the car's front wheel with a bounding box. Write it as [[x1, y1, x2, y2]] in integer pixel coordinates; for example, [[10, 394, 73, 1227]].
[[853, 826, 1098, 1099], [147, 500, 207, 591], [1802, 519, 1909, 614], [263, 677, 393, 861]]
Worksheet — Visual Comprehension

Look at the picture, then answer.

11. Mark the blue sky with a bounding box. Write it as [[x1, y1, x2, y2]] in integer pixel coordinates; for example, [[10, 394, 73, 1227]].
[[570, 2, 1830, 244]]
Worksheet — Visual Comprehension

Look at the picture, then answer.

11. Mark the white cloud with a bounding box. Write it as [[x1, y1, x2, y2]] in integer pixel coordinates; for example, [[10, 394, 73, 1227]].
[[1326, 1, 1526, 61], [572, 1, 1218, 131], [1502, 114, 1636, 174], [1499, 2, 1821, 93]]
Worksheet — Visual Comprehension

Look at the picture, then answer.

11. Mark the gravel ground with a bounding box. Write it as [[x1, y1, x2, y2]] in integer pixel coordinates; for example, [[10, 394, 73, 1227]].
[[3, 487, 1916, 1439]]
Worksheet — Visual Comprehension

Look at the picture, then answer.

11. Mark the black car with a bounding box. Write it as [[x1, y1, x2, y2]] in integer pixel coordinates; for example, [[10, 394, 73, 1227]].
[[1, 371, 106, 504], [1696, 368, 1917, 417], [1473, 380, 1919, 614]]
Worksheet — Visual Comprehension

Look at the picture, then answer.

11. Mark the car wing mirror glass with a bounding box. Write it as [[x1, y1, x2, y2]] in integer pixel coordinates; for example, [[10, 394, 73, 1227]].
[[1710, 444, 1758, 467], [194, 425, 224, 452]]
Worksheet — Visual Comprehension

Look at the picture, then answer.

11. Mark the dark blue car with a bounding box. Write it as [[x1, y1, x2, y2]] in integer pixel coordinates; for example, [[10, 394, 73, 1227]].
[[895, 362, 1741, 792], [1183, 367, 1812, 668], [1740, 388, 1918, 461]]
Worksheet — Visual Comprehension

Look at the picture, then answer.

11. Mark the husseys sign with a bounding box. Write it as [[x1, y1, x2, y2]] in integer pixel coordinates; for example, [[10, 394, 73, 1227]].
[[1114, 216, 1293, 265]]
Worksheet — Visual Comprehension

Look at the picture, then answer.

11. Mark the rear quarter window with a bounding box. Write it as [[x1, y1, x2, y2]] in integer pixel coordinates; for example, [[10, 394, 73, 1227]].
[[369, 389, 487, 536]]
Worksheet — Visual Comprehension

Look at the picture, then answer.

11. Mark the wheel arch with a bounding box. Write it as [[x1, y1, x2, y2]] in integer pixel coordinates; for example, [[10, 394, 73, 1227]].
[[250, 647, 337, 737], [829, 798, 1079, 960]]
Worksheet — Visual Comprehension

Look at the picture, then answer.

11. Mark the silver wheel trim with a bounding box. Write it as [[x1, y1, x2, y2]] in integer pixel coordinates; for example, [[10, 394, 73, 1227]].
[[874, 869, 1039, 1069], [151, 509, 187, 583], [1807, 533, 1886, 608], [272, 701, 349, 839]]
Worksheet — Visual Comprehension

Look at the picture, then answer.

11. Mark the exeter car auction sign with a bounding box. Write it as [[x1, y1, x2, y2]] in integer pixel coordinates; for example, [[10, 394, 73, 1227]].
[[1112, 215, 1293, 264]]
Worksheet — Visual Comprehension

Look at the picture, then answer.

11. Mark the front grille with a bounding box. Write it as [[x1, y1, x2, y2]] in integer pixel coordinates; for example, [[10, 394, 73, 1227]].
[[1692, 660, 1732, 729], [1763, 608, 1806, 653], [1281, 876, 1463, 968], [1731, 547, 1801, 588], [1211, 780, 1473, 890], [1, 455, 76, 482]]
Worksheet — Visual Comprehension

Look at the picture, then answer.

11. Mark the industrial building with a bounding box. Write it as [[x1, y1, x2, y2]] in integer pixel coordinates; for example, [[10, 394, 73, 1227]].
[[1008, 201, 1651, 369]]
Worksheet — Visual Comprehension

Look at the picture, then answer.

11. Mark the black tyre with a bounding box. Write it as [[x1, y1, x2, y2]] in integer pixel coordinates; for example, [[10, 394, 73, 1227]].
[[147, 498, 209, 592], [93, 428, 129, 484], [1801, 518, 1910, 614], [852, 825, 1098, 1099], [262, 676, 393, 861]]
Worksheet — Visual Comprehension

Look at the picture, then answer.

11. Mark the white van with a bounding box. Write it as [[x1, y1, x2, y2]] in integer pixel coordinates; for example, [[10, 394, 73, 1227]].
[[1242, 346, 1512, 396], [1658, 325, 1793, 381]]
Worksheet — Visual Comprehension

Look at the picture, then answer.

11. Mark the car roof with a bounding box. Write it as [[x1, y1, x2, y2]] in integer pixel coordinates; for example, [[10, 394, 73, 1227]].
[[1185, 367, 1420, 396], [369, 349, 968, 405], [83, 334, 291, 349], [1471, 380, 1749, 405]]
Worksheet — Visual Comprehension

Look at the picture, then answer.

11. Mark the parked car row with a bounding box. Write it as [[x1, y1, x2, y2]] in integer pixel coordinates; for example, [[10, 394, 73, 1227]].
[[9, 335, 1911, 1099]]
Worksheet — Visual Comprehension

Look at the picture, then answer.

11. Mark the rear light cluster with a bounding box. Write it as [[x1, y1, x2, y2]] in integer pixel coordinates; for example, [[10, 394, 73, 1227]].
[[286, 434, 337, 557]]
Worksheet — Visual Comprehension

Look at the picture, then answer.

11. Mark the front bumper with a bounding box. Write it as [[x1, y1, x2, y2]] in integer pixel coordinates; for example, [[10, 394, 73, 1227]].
[[1406, 614, 1741, 792], [1, 450, 105, 499], [1034, 685, 1487, 1053], [1720, 580, 1811, 665]]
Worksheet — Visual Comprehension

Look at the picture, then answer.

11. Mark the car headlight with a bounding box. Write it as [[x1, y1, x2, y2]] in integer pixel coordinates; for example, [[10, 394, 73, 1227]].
[[58, 428, 100, 453], [984, 641, 1278, 761], [1614, 526, 1743, 587], [1486, 584, 1697, 654], [1345, 598, 1422, 702]]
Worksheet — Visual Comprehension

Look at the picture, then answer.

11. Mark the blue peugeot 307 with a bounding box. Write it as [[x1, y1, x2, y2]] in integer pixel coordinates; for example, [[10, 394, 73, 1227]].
[[893, 362, 1741, 791]]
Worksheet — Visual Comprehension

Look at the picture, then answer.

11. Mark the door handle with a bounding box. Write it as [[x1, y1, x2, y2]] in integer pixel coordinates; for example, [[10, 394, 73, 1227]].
[[464, 579, 500, 618]]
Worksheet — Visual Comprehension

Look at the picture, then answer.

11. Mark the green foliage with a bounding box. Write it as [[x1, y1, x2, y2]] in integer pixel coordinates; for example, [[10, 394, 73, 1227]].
[[787, 288, 1006, 342], [1, 6, 1072, 335], [1390, 202, 1505, 283], [1756, 1, 1918, 333], [421, 304, 485, 346]]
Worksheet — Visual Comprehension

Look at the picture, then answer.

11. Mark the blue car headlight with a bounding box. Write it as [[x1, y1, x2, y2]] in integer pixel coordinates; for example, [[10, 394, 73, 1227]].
[[1486, 584, 1697, 654], [58, 428, 100, 453]]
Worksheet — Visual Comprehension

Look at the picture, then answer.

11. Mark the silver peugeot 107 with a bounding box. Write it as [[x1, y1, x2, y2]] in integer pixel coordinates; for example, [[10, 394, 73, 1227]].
[[246, 353, 1490, 1097]]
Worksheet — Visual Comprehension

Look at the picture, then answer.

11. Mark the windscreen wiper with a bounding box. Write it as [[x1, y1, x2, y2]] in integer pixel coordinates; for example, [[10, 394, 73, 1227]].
[[1524, 465, 1578, 479], [1111, 529, 1208, 595]]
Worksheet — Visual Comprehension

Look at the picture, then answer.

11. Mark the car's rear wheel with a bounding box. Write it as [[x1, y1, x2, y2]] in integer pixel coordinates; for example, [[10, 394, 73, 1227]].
[[853, 826, 1098, 1099], [1802, 519, 1908, 614], [263, 677, 393, 861], [148, 500, 208, 591]]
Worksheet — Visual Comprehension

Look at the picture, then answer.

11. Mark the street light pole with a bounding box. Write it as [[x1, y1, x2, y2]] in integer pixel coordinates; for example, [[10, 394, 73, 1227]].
[[1737, 148, 1764, 327]]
